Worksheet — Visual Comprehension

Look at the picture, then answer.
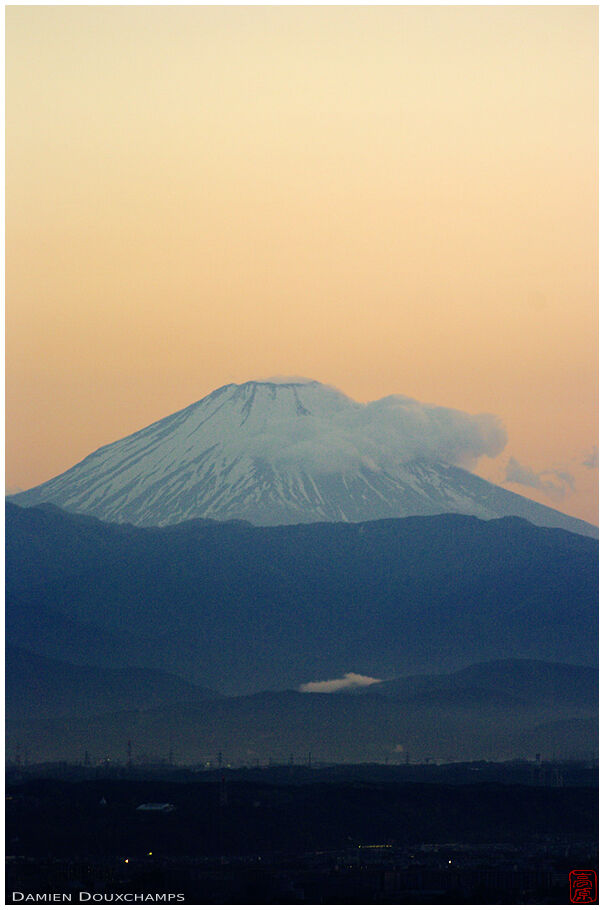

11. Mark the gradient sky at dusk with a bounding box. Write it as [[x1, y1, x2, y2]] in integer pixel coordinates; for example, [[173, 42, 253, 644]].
[[6, 6, 598, 524]]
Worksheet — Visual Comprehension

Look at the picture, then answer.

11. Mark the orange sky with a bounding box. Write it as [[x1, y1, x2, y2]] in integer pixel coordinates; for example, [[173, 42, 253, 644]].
[[6, 6, 598, 524]]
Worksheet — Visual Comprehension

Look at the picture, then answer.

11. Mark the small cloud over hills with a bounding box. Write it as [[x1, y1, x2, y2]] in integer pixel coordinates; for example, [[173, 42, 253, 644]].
[[299, 672, 382, 693]]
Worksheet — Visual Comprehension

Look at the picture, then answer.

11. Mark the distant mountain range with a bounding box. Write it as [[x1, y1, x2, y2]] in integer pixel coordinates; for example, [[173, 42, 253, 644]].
[[9, 380, 597, 536], [7, 502, 597, 695], [6, 648, 596, 765], [6, 500, 597, 764], [6, 646, 218, 720]]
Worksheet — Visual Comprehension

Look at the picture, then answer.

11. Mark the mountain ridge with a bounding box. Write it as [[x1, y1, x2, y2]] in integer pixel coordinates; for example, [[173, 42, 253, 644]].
[[6, 502, 597, 694], [6, 652, 596, 765], [6, 645, 220, 720]]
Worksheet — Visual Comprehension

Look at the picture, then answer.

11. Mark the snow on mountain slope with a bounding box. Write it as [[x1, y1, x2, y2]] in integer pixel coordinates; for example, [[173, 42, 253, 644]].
[[10, 380, 597, 536]]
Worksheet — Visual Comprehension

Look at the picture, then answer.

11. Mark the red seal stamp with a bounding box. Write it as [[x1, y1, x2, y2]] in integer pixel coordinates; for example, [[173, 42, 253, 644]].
[[569, 870, 598, 903]]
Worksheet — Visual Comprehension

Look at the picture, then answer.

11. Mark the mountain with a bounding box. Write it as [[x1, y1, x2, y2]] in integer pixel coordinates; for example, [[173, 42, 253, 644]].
[[5, 656, 596, 765], [6, 503, 597, 694], [5, 646, 218, 721], [370, 659, 598, 709], [9, 380, 596, 536]]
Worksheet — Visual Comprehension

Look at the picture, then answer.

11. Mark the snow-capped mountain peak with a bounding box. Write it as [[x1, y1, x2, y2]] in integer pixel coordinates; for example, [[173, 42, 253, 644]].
[[10, 380, 597, 537]]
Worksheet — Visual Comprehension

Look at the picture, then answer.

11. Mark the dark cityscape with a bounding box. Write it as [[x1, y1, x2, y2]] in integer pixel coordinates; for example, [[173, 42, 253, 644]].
[[6, 759, 598, 904]]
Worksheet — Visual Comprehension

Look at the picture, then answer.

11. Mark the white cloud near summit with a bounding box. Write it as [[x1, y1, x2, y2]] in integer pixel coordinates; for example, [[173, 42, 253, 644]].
[[259, 386, 508, 475], [356, 396, 507, 470], [261, 374, 319, 385]]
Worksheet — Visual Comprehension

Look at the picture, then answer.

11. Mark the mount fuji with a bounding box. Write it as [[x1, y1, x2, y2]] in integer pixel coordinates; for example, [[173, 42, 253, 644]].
[[11, 379, 596, 536]]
